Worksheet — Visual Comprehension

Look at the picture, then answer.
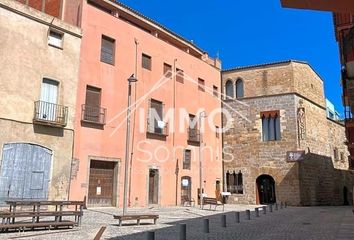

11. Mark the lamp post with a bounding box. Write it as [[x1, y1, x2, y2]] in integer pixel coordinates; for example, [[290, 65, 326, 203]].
[[123, 74, 138, 215], [199, 111, 207, 208]]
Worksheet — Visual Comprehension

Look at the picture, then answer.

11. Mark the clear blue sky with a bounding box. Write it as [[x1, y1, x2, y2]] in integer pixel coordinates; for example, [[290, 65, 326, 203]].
[[119, 0, 343, 114]]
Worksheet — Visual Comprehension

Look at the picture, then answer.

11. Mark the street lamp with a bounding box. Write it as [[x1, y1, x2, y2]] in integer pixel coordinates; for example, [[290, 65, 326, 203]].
[[199, 111, 207, 209], [123, 74, 138, 215]]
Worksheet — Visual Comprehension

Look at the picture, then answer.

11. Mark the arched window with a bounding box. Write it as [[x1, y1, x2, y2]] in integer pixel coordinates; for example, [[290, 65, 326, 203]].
[[226, 170, 243, 194], [235, 78, 244, 99], [225, 80, 234, 99]]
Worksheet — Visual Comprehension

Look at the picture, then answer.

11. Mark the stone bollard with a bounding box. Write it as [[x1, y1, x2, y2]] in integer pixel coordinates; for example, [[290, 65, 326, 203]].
[[255, 208, 259, 217], [179, 224, 187, 240], [235, 212, 240, 223], [263, 206, 267, 214], [246, 210, 251, 220], [285, 202, 287, 208], [269, 204, 273, 213], [280, 202, 283, 209], [147, 231, 155, 240], [221, 214, 227, 228], [275, 203, 278, 211], [203, 219, 210, 233]]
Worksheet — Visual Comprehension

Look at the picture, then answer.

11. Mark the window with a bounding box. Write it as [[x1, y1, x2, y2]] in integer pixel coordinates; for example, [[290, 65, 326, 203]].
[[148, 99, 166, 135], [142, 53, 152, 70], [198, 78, 205, 92], [213, 85, 218, 97], [226, 170, 243, 194], [83, 86, 105, 124], [235, 78, 244, 99], [48, 30, 63, 48], [101, 35, 115, 65], [163, 63, 172, 78], [188, 114, 199, 142], [261, 111, 281, 141], [176, 68, 184, 83], [183, 149, 191, 170], [216, 126, 220, 138], [334, 148, 339, 161], [340, 152, 345, 162], [225, 80, 234, 99]]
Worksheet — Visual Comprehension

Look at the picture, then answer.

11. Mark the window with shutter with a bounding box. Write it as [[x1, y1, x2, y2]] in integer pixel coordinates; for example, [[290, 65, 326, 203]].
[[142, 54, 152, 70], [213, 85, 218, 97], [198, 78, 205, 92], [163, 63, 172, 78], [149, 99, 164, 134], [176, 68, 184, 83], [84, 86, 102, 123], [183, 149, 191, 170], [101, 35, 115, 65]]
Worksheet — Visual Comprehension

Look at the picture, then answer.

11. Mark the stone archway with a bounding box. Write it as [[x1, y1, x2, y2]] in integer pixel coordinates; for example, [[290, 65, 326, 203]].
[[256, 174, 276, 204]]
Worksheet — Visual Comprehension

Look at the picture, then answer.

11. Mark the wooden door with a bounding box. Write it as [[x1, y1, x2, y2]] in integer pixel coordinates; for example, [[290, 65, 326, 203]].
[[148, 169, 159, 204], [0, 143, 52, 202], [88, 160, 115, 206], [181, 176, 191, 204]]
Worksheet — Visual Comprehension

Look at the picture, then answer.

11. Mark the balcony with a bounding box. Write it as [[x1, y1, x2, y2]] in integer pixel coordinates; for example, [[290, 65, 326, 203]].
[[187, 128, 200, 144], [81, 104, 106, 125], [147, 119, 168, 137], [33, 101, 68, 127]]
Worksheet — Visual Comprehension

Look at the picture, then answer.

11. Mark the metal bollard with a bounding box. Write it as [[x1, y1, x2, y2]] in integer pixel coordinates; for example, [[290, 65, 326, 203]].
[[262, 206, 267, 214], [280, 202, 283, 209], [179, 224, 187, 240], [269, 204, 273, 212], [235, 212, 240, 223], [221, 214, 227, 228], [246, 210, 251, 220], [147, 231, 155, 240], [275, 203, 278, 211], [255, 208, 259, 217], [203, 219, 210, 233], [285, 202, 287, 208]]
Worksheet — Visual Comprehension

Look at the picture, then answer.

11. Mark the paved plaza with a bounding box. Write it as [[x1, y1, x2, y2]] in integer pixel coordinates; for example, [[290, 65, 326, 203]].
[[1, 205, 354, 239]]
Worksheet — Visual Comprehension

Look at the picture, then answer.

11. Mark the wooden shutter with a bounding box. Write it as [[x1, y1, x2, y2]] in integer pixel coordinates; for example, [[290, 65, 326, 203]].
[[163, 63, 172, 78], [198, 78, 205, 92], [183, 150, 191, 170], [176, 68, 184, 83], [85, 86, 101, 107], [142, 54, 152, 70], [101, 36, 115, 64]]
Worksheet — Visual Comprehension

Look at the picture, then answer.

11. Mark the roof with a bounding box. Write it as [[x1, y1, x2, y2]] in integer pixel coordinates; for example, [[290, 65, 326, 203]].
[[222, 59, 324, 82], [108, 0, 206, 54]]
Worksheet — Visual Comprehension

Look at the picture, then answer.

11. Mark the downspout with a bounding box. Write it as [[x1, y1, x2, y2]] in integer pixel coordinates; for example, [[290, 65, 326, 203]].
[[173, 58, 178, 205]]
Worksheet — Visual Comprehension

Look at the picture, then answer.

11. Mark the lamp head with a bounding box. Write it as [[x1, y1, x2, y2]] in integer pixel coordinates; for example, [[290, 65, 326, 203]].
[[128, 74, 138, 83]]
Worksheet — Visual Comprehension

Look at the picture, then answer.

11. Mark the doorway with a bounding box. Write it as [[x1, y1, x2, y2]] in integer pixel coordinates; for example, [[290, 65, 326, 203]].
[[181, 176, 191, 204], [256, 175, 276, 204], [148, 169, 159, 205], [88, 160, 117, 206]]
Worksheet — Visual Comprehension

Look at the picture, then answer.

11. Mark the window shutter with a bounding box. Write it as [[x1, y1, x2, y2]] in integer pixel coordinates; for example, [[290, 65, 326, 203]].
[[142, 54, 152, 70], [101, 36, 115, 64], [176, 69, 184, 83], [85, 86, 101, 107], [163, 63, 172, 78]]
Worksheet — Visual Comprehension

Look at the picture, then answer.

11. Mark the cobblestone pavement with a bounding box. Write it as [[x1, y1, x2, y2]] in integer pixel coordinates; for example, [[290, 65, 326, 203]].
[[1, 205, 354, 239]]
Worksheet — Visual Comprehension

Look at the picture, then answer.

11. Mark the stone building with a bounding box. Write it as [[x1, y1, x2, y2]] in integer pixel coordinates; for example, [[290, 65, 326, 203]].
[[222, 60, 354, 206], [0, 0, 81, 202]]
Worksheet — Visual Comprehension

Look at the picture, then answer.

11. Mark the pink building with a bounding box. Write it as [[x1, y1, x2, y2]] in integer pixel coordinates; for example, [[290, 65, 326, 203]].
[[65, 0, 223, 207]]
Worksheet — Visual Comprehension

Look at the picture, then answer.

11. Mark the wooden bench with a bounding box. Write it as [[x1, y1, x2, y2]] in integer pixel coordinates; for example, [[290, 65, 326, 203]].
[[113, 214, 159, 226], [0, 220, 75, 232], [202, 197, 224, 211], [0, 211, 82, 224]]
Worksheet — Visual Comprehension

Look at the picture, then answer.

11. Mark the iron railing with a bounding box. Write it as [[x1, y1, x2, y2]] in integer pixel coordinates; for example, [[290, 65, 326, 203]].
[[187, 128, 200, 143], [147, 118, 168, 136], [81, 104, 106, 125], [33, 101, 68, 127], [226, 185, 244, 194]]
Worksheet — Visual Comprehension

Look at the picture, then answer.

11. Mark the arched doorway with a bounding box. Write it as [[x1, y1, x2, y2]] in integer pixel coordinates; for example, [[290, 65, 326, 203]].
[[181, 176, 191, 205], [256, 175, 276, 204], [343, 186, 349, 205]]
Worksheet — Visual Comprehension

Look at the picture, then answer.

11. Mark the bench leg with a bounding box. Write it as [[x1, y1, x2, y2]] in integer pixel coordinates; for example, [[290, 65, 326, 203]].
[[119, 220, 122, 227], [154, 218, 157, 225], [137, 219, 140, 225]]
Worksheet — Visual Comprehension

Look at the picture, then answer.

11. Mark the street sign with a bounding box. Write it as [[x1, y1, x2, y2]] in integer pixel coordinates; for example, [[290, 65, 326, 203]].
[[287, 151, 305, 162]]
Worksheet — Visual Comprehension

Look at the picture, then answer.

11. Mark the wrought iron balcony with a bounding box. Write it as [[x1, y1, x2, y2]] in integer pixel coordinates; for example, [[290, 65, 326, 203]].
[[33, 101, 68, 127], [187, 128, 200, 143], [147, 119, 168, 136], [81, 104, 106, 125]]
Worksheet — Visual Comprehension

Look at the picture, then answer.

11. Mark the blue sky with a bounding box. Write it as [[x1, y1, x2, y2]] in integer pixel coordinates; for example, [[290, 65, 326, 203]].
[[119, 0, 343, 113]]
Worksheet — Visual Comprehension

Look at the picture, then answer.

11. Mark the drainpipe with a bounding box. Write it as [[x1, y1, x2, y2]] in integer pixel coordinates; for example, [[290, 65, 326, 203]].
[[173, 58, 178, 205]]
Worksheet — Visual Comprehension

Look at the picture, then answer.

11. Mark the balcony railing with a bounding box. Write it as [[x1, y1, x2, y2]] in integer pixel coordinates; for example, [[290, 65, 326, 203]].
[[147, 118, 168, 136], [226, 185, 244, 194], [33, 101, 68, 127], [187, 128, 200, 143], [81, 104, 106, 125]]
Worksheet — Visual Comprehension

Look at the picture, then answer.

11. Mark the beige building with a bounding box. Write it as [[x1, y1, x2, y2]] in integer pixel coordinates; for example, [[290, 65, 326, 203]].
[[0, 0, 81, 202], [222, 60, 354, 206]]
